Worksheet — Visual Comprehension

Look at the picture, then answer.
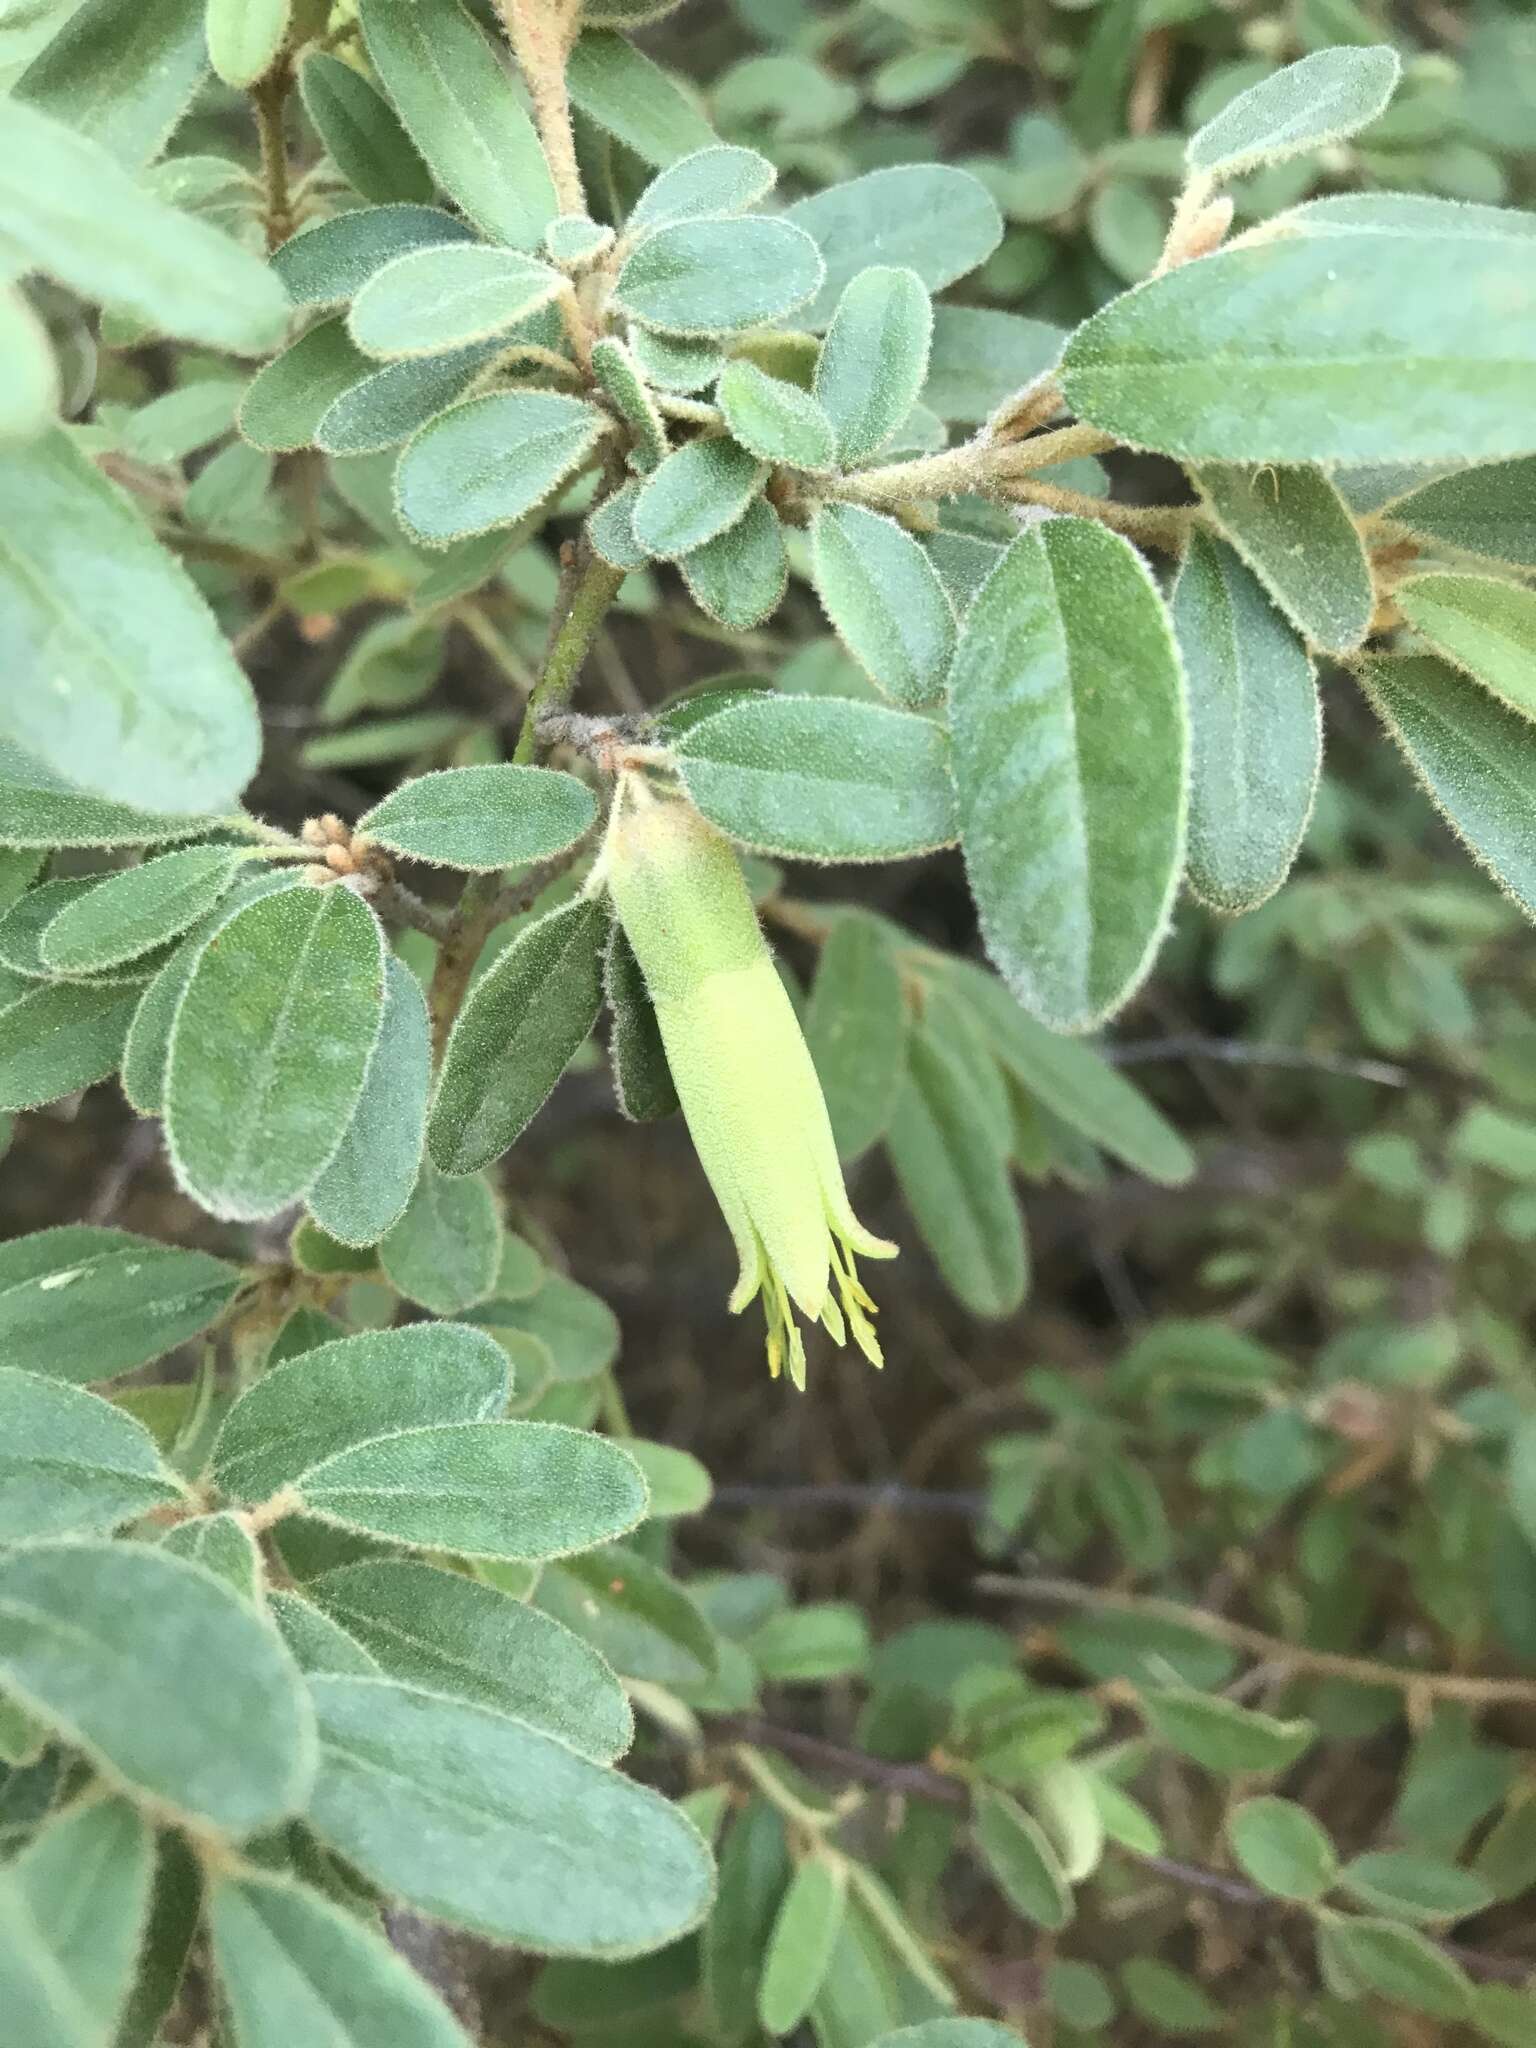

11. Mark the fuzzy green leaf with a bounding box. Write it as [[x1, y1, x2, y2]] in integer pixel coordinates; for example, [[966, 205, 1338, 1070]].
[[0, 432, 261, 815], [10, 1795, 153, 2040], [565, 29, 717, 166], [429, 896, 608, 1174], [1187, 44, 1401, 180], [785, 165, 1003, 331], [0, 742, 218, 851], [271, 205, 475, 308], [631, 436, 764, 558], [357, 0, 557, 248], [921, 305, 1064, 425], [604, 922, 678, 1121], [1396, 572, 1536, 720], [470, 1270, 620, 1384], [680, 496, 788, 630], [613, 216, 825, 336], [213, 1322, 509, 1502], [1172, 527, 1320, 911], [305, 1674, 713, 1952], [379, 1160, 500, 1315], [0, 1225, 239, 1384], [948, 519, 1188, 1032], [16, 0, 207, 172], [206, 0, 288, 88], [1387, 458, 1536, 568], [1227, 1796, 1338, 1902], [804, 911, 908, 1162], [359, 764, 596, 871], [758, 1857, 847, 2036], [536, 1545, 718, 1686], [628, 144, 776, 232], [299, 49, 435, 206], [165, 883, 386, 1222], [314, 342, 503, 459], [973, 1785, 1073, 1930], [1360, 653, 1536, 919], [209, 1868, 473, 2048], [395, 390, 605, 545], [676, 692, 959, 861], [0, 977, 139, 1111], [1195, 463, 1373, 654], [810, 502, 956, 708], [0, 1369, 186, 1539], [0, 100, 288, 354], [39, 847, 240, 974], [239, 318, 374, 455], [717, 360, 836, 472], [1061, 202, 1536, 465], [813, 266, 933, 467], [0, 1539, 313, 1835], [1143, 1689, 1315, 1774], [349, 244, 565, 360], [309, 956, 431, 1248]]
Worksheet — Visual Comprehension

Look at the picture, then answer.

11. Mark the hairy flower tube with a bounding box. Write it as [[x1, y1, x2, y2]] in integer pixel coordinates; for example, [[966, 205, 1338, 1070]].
[[602, 771, 895, 1388]]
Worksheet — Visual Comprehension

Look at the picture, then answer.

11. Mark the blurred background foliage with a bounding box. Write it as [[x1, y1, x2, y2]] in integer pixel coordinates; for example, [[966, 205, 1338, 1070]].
[[7, 0, 1536, 2041]]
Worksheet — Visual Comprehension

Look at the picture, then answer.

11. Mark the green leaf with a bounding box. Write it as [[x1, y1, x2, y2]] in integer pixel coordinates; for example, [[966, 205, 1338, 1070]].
[[588, 478, 650, 571], [751, 1603, 870, 1682], [545, 215, 613, 268], [349, 244, 565, 360], [628, 327, 722, 393], [1171, 527, 1321, 911], [359, 764, 596, 870], [810, 502, 956, 708], [311, 1558, 631, 1760], [0, 741, 217, 851], [1227, 1795, 1339, 1902], [604, 922, 678, 1121], [628, 143, 776, 232], [0, 101, 287, 354], [676, 693, 958, 862], [1315, 1915, 1472, 2020], [625, 1439, 711, 1520], [0, 286, 58, 445], [0, 1539, 313, 1835], [613, 216, 825, 337], [0, 432, 261, 815], [0, 1368, 186, 1538], [271, 204, 475, 308], [165, 883, 385, 1222], [471, 1270, 620, 1384], [39, 847, 239, 974], [395, 390, 605, 545], [1473, 1985, 1536, 2048], [804, 911, 908, 1162], [429, 896, 608, 1174], [1186, 45, 1401, 180], [213, 1323, 509, 1503], [270, 1590, 382, 1678], [941, 960, 1193, 1185], [1120, 1957, 1224, 2035], [17, 0, 206, 172], [705, 1799, 790, 2037], [238, 317, 374, 455], [1359, 654, 1536, 919], [948, 519, 1188, 1032], [296, 1418, 646, 1562], [1338, 1849, 1495, 1925], [305, 1674, 714, 1953], [1194, 463, 1374, 654], [357, 0, 557, 248], [0, 1877, 91, 2048], [1061, 206, 1536, 464], [565, 30, 717, 167], [0, 876, 104, 980], [379, 1159, 500, 1314], [315, 341, 505, 459], [921, 305, 1064, 425], [10, 1794, 153, 2040], [161, 1511, 263, 1601], [209, 1867, 473, 2048], [973, 1785, 1072, 1930], [589, 337, 667, 471], [309, 956, 431, 1249], [207, 0, 288, 88], [785, 166, 1003, 331], [1142, 1688, 1315, 1774], [114, 1829, 201, 2048], [536, 1544, 718, 1686], [631, 436, 763, 559], [680, 496, 788, 631], [121, 869, 301, 1116], [885, 1005, 1028, 1320], [120, 379, 244, 464], [1387, 458, 1536, 568], [0, 975, 139, 1111], [1397, 573, 1536, 721], [759, 1857, 847, 2035], [299, 49, 434, 206], [0, 1225, 239, 1384], [717, 360, 836, 473], [814, 266, 932, 467]]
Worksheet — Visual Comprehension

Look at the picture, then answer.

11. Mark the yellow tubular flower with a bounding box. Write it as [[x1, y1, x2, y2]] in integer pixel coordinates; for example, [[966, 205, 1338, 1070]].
[[603, 769, 895, 1389]]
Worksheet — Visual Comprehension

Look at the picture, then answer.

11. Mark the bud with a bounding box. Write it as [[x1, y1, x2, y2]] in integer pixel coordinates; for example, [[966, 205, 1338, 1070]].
[[603, 773, 895, 1388]]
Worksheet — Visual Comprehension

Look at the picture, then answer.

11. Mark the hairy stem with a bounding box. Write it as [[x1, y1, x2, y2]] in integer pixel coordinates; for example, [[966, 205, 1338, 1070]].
[[497, 0, 586, 216], [251, 62, 294, 251], [513, 545, 625, 764]]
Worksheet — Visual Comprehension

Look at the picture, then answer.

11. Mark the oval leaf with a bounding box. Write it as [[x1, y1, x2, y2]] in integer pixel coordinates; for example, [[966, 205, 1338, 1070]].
[[39, 847, 239, 974], [613, 216, 824, 336], [1396, 572, 1536, 721], [308, 955, 431, 1248], [0, 1224, 239, 1385], [396, 391, 605, 546], [813, 265, 933, 467], [1195, 463, 1374, 655], [349, 243, 565, 360], [810, 502, 956, 708], [358, 764, 596, 871]]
